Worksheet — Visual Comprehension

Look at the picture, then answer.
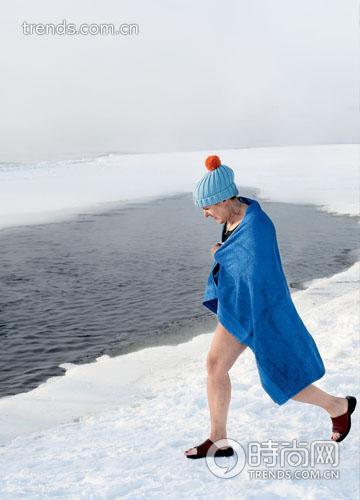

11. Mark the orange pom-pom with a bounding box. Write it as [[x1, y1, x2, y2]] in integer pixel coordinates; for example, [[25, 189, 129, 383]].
[[205, 155, 221, 171]]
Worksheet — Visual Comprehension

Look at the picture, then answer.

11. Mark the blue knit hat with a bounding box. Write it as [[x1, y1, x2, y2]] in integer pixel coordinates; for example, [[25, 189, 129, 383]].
[[193, 155, 238, 208]]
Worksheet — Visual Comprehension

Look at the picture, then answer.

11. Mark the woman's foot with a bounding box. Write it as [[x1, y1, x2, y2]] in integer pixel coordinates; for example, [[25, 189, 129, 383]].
[[328, 397, 349, 440], [184, 438, 234, 459], [329, 395, 357, 442]]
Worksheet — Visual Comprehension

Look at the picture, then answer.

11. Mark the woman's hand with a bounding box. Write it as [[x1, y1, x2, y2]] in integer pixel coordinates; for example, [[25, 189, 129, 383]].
[[210, 242, 222, 255]]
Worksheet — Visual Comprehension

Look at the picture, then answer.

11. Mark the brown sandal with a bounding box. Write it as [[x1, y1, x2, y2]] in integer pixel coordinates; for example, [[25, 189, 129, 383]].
[[331, 395, 357, 443], [184, 438, 234, 459]]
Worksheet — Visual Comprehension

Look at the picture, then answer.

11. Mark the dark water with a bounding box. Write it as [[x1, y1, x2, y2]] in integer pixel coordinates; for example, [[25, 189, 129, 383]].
[[0, 191, 359, 398]]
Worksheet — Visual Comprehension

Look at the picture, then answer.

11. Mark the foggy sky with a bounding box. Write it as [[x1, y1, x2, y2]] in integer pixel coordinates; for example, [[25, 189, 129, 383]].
[[0, 0, 358, 162]]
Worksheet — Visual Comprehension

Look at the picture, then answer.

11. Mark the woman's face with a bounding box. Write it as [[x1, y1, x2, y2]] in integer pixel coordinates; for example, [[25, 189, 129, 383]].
[[202, 200, 229, 224]]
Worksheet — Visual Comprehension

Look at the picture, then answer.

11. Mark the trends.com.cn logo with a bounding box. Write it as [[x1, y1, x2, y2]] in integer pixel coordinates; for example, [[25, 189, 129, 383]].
[[205, 438, 340, 480], [21, 19, 139, 36]]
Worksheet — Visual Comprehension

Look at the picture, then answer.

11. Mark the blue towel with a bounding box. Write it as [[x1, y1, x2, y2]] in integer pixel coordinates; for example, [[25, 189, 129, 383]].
[[203, 196, 325, 405]]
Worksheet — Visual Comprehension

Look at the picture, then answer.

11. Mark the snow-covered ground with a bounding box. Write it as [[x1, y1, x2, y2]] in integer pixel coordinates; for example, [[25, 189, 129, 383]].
[[0, 144, 358, 231], [0, 144, 359, 499]]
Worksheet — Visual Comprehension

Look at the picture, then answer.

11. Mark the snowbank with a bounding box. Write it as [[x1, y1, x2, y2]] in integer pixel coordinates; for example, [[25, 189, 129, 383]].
[[0, 144, 358, 230]]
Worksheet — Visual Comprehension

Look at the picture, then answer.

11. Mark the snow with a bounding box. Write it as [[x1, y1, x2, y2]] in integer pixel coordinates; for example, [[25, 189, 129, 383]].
[[0, 261, 358, 498], [0, 144, 359, 498], [0, 144, 358, 231]]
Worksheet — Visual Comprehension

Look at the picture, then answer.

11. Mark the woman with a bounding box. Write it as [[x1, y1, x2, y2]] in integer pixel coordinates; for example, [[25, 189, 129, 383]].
[[184, 155, 356, 459]]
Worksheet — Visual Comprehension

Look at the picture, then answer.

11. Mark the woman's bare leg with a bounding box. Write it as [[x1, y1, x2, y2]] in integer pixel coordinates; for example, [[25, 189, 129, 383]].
[[185, 322, 247, 456], [291, 384, 349, 440]]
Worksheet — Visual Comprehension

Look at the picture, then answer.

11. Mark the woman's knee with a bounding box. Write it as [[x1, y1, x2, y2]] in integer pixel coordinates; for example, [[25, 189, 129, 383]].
[[206, 352, 228, 377]]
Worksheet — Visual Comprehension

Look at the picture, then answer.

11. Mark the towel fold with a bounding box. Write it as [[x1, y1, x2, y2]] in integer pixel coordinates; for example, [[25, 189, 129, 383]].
[[203, 196, 325, 405]]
